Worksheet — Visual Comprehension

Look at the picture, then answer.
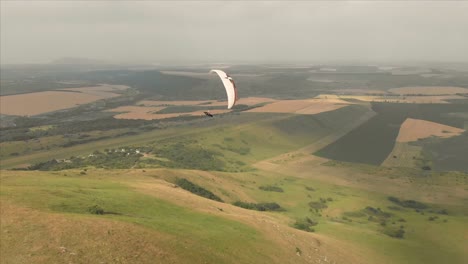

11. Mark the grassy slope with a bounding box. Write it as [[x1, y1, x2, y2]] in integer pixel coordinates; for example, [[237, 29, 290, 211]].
[[1, 104, 467, 264], [0, 171, 281, 264], [206, 164, 468, 264]]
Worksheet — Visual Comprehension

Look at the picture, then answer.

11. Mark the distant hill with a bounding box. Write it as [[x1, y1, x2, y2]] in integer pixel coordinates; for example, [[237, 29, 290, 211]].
[[50, 57, 108, 65]]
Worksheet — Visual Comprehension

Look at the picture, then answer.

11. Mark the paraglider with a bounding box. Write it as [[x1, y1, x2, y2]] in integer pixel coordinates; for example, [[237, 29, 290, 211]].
[[210, 69, 238, 109], [203, 111, 214, 117]]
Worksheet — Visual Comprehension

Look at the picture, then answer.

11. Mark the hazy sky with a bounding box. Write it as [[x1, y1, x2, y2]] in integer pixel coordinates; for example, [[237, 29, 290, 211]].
[[1, 1, 467, 64]]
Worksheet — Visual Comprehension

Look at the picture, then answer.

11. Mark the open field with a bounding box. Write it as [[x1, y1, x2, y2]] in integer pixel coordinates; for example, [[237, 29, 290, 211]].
[[388, 86, 468, 95], [0, 85, 128, 116], [114, 108, 231, 120], [315, 102, 468, 166], [140, 97, 276, 107], [420, 131, 468, 172], [317, 93, 465, 104], [1, 99, 468, 263], [332, 89, 388, 95], [2, 64, 468, 264], [107, 97, 276, 120], [396, 118, 464, 142], [381, 142, 422, 168], [160, 71, 212, 79], [246, 99, 351, 115]]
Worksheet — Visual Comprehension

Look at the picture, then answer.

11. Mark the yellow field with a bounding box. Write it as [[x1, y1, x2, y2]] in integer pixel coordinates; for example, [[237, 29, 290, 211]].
[[139, 97, 275, 107], [0, 84, 128, 116], [108, 97, 276, 120], [396, 118, 464, 142], [109, 106, 231, 120], [247, 98, 350, 115]]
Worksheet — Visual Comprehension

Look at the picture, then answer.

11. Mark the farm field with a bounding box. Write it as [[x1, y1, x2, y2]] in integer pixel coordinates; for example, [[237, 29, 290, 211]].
[[106, 97, 276, 120], [316, 93, 465, 104], [388, 86, 468, 95], [246, 99, 350, 115], [2, 64, 468, 264], [0, 85, 128, 116], [396, 118, 464, 142], [315, 102, 468, 167]]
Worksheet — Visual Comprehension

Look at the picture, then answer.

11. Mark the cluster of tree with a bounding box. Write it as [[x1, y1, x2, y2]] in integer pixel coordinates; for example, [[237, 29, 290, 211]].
[[28, 149, 143, 171], [388, 196, 428, 209], [293, 217, 318, 232], [308, 197, 333, 212], [60, 135, 112, 148], [175, 178, 223, 202], [232, 201, 283, 211], [364, 206, 392, 218]]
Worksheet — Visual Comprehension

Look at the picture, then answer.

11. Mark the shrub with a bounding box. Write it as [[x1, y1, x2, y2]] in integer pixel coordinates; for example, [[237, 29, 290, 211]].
[[308, 201, 328, 210], [383, 228, 405, 239], [421, 165, 431, 171], [293, 217, 318, 232], [88, 205, 104, 215], [388, 196, 428, 209], [387, 206, 403, 211], [258, 185, 284, 192], [437, 209, 449, 215], [343, 211, 366, 218], [233, 201, 283, 211], [175, 178, 223, 202]]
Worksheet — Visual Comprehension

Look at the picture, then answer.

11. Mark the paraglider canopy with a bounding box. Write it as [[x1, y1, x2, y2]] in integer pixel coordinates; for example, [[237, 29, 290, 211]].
[[210, 69, 238, 109]]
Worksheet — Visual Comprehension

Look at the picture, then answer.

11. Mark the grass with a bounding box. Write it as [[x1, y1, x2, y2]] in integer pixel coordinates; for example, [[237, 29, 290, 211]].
[[204, 164, 468, 264], [0, 170, 279, 264], [1, 95, 467, 263], [419, 131, 468, 172]]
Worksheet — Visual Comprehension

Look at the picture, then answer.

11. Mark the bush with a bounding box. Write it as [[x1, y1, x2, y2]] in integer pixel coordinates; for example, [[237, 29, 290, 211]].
[[343, 211, 366, 218], [388, 196, 428, 209], [88, 205, 104, 215], [233, 201, 283, 211], [421, 165, 432, 171], [383, 228, 405, 239], [293, 217, 318, 232], [258, 185, 284, 192], [175, 178, 223, 202], [437, 209, 449, 215]]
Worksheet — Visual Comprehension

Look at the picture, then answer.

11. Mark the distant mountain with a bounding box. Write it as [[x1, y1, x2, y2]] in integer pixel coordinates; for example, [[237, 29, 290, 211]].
[[50, 57, 108, 65]]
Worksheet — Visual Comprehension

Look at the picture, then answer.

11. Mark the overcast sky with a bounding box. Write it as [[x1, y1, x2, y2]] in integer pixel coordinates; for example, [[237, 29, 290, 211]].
[[1, 1, 467, 64]]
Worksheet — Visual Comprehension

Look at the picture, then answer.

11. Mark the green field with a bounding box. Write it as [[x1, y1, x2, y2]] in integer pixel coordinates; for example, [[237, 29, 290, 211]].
[[315, 102, 468, 167], [2, 64, 468, 264]]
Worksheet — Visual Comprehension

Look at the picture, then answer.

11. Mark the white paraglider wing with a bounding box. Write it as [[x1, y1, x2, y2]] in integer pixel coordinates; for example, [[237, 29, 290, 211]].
[[210, 69, 237, 109]]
